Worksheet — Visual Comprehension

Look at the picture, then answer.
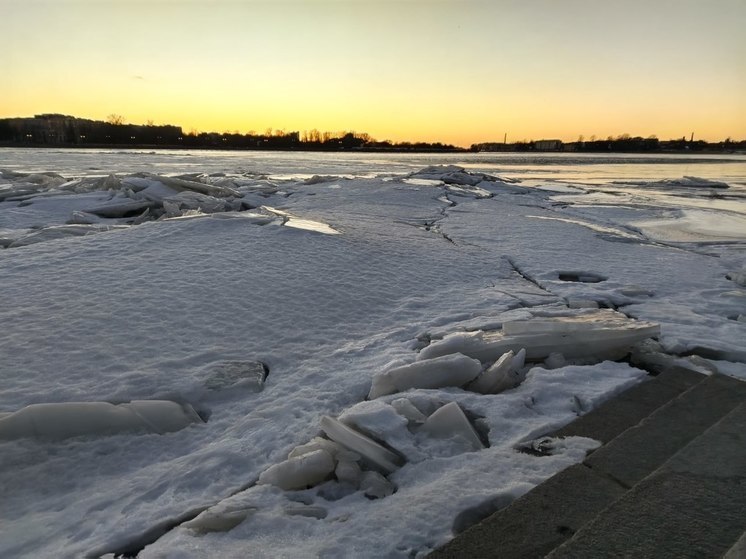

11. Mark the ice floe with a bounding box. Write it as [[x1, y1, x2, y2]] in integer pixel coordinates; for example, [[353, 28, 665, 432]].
[[0, 400, 203, 440]]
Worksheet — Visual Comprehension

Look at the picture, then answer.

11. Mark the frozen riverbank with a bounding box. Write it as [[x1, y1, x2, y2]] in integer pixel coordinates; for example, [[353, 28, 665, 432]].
[[0, 156, 744, 557]]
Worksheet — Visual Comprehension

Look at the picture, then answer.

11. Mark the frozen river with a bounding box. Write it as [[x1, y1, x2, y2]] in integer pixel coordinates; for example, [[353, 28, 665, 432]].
[[1, 149, 744, 558], [2, 147, 745, 184]]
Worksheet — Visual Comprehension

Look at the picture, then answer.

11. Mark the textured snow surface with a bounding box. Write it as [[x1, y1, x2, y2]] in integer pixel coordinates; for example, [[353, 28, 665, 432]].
[[1, 152, 745, 558]]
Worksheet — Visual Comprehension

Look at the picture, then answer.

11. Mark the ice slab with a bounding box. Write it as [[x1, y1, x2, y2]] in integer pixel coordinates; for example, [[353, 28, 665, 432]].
[[0, 400, 203, 440], [257, 449, 335, 491], [287, 436, 347, 460], [128, 180, 179, 202], [415, 331, 488, 362], [261, 206, 340, 235], [502, 309, 657, 336], [408, 165, 503, 187], [391, 398, 428, 423], [83, 199, 156, 218], [320, 415, 403, 474], [151, 174, 241, 198], [420, 402, 484, 452], [420, 310, 660, 363], [162, 191, 233, 217], [368, 353, 482, 399]]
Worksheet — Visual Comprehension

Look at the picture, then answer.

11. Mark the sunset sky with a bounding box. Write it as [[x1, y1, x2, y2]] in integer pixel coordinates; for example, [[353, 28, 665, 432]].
[[2, 0, 745, 146]]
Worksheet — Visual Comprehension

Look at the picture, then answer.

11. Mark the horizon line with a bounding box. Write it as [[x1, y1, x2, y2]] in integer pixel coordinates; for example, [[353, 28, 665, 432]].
[[2, 112, 744, 148]]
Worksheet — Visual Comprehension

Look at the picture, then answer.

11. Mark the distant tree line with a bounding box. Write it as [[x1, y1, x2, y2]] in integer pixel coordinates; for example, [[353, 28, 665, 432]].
[[0, 114, 463, 152], [471, 134, 746, 153]]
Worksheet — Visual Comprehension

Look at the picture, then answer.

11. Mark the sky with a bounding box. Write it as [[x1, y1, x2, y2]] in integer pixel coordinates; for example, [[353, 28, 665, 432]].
[[1, 0, 745, 146]]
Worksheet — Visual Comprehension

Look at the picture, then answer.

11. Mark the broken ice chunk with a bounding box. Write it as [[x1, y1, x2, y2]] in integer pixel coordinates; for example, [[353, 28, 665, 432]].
[[287, 437, 347, 460], [162, 191, 230, 216], [368, 353, 482, 399], [390, 398, 428, 423], [630, 339, 716, 375], [149, 174, 241, 198], [544, 352, 567, 369], [257, 449, 335, 491], [132, 180, 179, 202], [420, 402, 484, 452], [83, 199, 156, 218], [468, 351, 512, 394], [360, 471, 396, 499], [417, 331, 486, 362], [320, 416, 403, 474], [335, 458, 363, 487], [467, 350, 527, 394], [203, 360, 268, 391], [512, 348, 526, 371]]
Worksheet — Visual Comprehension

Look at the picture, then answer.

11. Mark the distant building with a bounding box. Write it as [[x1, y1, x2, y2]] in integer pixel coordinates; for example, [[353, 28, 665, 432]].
[[0, 114, 183, 145], [534, 139, 563, 151]]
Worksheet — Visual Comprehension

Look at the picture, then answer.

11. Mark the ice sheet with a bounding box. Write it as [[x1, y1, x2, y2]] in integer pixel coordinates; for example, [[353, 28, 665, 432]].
[[0, 155, 744, 558]]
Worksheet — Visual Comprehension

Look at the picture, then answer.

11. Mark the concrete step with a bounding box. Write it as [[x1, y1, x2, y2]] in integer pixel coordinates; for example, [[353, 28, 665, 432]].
[[427, 463, 625, 559], [551, 366, 704, 444], [547, 399, 746, 558], [583, 372, 746, 488], [427, 368, 708, 559]]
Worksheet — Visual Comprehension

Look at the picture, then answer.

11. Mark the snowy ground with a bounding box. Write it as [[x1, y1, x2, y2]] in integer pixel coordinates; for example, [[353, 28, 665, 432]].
[[1, 151, 745, 558]]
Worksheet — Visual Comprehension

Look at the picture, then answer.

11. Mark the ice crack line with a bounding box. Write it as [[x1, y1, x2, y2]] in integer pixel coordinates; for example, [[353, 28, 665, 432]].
[[505, 257, 553, 296], [428, 189, 457, 244], [395, 190, 458, 244]]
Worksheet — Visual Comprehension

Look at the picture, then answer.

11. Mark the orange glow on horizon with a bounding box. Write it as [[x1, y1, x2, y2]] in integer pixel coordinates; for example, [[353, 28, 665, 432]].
[[2, 0, 744, 147]]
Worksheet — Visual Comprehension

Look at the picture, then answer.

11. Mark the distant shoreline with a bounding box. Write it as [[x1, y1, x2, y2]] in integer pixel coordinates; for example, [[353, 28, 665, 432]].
[[0, 142, 466, 154], [1, 143, 744, 157], [3, 115, 744, 155]]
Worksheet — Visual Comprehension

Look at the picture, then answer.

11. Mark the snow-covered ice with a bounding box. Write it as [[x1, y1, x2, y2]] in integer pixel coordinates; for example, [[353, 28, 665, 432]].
[[0, 149, 745, 558]]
